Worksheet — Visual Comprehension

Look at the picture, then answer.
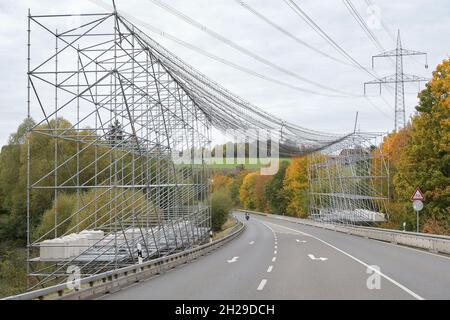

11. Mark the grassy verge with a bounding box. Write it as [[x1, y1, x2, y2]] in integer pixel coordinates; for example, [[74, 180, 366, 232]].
[[213, 215, 239, 240], [0, 247, 27, 298]]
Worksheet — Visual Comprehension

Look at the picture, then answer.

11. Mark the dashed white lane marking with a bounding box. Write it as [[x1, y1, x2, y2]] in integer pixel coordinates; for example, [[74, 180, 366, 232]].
[[227, 256, 239, 263], [296, 239, 307, 243], [272, 257, 276, 262], [274, 245, 278, 249], [262, 220, 425, 300], [249, 241, 255, 245], [274, 250, 277, 254], [257, 279, 267, 291], [267, 265, 273, 273]]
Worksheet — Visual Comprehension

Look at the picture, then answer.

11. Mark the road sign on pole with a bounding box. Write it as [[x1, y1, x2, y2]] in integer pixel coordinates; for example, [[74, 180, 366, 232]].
[[410, 187, 424, 232], [411, 187, 424, 201], [412, 200, 423, 211]]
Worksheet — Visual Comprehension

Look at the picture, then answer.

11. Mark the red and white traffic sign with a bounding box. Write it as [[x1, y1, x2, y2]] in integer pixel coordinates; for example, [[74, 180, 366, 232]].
[[411, 187, 424, 201]]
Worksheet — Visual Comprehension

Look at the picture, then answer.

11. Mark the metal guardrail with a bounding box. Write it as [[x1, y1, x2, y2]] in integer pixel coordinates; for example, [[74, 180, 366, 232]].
[[236, 209, 450, 254], [3, 221, 245, 300]]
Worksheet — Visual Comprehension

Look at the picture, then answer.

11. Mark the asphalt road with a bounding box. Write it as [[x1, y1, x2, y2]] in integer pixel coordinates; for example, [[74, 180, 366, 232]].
[[103, 212, 450, 300]]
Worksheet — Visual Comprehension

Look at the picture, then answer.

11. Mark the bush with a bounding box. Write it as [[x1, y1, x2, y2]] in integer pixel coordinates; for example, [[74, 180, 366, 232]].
[[265, 161, 289, 214], [0, 248, 27, 298], [211, 190, 232, 231], [34, 188, 156, 240]]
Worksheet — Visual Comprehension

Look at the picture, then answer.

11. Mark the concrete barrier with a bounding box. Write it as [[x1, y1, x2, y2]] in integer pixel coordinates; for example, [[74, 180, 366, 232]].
[[3, 221, 245, 300], [236, 209, 450, 255]]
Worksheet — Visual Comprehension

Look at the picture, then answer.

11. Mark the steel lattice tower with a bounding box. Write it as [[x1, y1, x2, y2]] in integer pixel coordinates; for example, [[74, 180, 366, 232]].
[[364, 30, 428, 132]]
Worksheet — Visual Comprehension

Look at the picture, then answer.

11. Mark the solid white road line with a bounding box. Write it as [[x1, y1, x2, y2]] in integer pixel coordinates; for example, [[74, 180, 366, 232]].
[[257, 279, 267, 291], [263, 221, 425, 300], [267, 265, 273, 273]]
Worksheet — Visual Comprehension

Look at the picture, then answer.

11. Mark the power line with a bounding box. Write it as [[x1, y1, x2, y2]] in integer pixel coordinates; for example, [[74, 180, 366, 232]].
[[342, 0, 385, 52], [234, 0, 352, 67], [147, 0, 358, 97], [282, 0, 394, 117], [364, 0, 427, 69], [364, 0, 396, 42], [91, 1, 353, 98], [283, 0, 395, 84], [96, 0, 393, 120]]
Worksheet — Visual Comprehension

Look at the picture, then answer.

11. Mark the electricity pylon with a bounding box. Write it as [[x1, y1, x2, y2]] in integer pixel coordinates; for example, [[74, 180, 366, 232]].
[[364, 30, 428, 132]]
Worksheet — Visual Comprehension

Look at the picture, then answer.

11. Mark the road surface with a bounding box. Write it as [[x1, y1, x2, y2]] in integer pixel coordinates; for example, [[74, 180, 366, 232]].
[[103, 212, 450, 300]]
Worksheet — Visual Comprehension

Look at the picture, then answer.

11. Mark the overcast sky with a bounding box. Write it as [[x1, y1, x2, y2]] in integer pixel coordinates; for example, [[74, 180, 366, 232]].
[[0, 0, 449, 145]]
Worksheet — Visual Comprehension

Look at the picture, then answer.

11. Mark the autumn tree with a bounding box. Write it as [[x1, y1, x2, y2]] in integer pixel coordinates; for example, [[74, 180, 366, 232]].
[[239, 172, 258, 210], [211, 172, 233, 192], [283, 157, 309, 217], [253, 174, 270, 212], [229, 170, 249, 206], [393, 58, 450, 233]]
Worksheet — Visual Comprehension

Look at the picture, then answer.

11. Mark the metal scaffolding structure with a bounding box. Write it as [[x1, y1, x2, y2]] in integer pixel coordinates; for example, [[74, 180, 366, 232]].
[[26, 10, 213, 290], [25, 7, 349, 290], [308, 133, 389, 225]]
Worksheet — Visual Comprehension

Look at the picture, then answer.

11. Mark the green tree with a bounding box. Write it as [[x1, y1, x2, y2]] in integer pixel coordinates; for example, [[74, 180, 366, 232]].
[[211, 189, 232, 231], [8, 118, 35, 145], [265, 160, 289, 214]]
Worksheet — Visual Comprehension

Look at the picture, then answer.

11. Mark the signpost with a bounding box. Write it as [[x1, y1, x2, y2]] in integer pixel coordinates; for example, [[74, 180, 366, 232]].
[[411, 187, 424, 232]]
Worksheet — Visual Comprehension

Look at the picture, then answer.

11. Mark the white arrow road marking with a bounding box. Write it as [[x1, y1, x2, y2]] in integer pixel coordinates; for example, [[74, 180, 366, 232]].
[[308, 254, 328, 261], [296, 239, 307, 243], [262, 220, 424, 300], [227, 256, 239, 263], [257, 279, 267, 291], [249, 241, 255, 245]]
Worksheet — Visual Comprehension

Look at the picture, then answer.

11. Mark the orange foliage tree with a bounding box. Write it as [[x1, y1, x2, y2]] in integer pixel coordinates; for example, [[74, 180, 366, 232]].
[[239, 172, 270, 211], [211, 172, 233, 192], [283, 157, 309, 217], [374, 58, 449, 234]]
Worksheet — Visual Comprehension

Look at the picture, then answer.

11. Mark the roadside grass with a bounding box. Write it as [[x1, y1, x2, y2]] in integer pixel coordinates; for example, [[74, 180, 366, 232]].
[[213, 215, 239, 240]]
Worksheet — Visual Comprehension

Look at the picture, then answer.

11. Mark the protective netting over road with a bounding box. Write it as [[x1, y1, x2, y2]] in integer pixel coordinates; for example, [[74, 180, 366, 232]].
[[25, 9, 383, 290]]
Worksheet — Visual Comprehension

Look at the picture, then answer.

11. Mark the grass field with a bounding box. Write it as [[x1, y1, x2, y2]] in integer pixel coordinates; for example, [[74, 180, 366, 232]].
[[177, 157, 292, 170]]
